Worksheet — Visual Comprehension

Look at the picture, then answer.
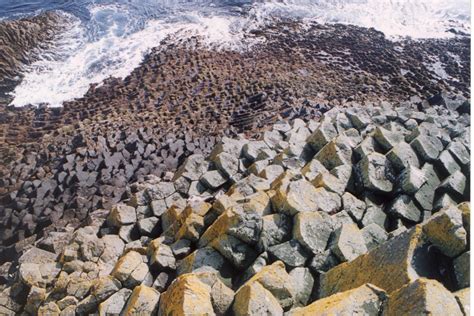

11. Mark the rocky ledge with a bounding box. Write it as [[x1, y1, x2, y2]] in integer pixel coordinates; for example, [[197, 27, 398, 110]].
[[0, 94, 469, 315]]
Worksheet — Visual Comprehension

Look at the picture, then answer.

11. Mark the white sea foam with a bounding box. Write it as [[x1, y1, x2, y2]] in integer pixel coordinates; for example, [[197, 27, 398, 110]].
[[9, 0, 471, 107]]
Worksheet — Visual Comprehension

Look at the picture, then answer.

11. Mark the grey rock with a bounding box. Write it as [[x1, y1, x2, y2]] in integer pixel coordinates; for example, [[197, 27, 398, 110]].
[[289, 267, 314, 307], [414, 163, 442, 211], [438, 170, 466, 197], [388, 194, 422, 223], [361, 201, 387, 229], [210, 234, 258, 269], [331, 210, 355, 229], [437, 150, 461, 176], [149, 242, 176, 270], [330, 223, 368, 262], [312, 172, 346, 195], [99, 288, 132, 315], [138, 217, 159, 236], [411, 135, 443, 162], [259, 213, 292, 250], [306, 118, 338, 153], [177, 247, 226, 275], [361, 223, 388, 250], [342, 192, 366, 222], [301, 159, 329, 181], [397, 165, 427, 194], [242, 141, 275, 162], [259, 164, 285, 183], [357, 152, 394, 193], [386, 141, 420, 172], [214, 152, 239, 178], [314, 188, 342, 214], [373, 126, 404, 151], [448, 141, 470, 166], [107, 204, 137, 227], [170, 239, 192, 258], [293, 211, 332, 255], [200, 170, 227, 190], [146, 182, 176, 200], [423, 206, 467, 257], [173, 154, 208, 181], [309, 250, 339, 273], [151, 199, 167, 217], [268, 240, 309, 268], [153, 272, 171, 292], [453, 251, 470, 289]]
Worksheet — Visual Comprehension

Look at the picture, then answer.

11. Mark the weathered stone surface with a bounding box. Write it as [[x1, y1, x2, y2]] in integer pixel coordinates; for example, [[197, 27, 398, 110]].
[[122, 285, 160, 315], [177, 247, 226, 275], [148, 239, 177, 270], [415, 163, 442, 211], [200, 170, 227, 190], [422, 206, 467, 257], [454, 288, 470, 315], [453, 251, 469, 289], [388, 194, 422, 223], [268, 240, 309, 268], [99, 288, 132, 316], [312, 171, 346, 195], [320, 226, 426, 297], [259, 213, 292, 250], [293, 211, 332, 255], [437, 150, 461, 176], [209, 234, 258, 269], [411, 134, 443, 162], [111, 251, 143, 283], [313, 188, 342, 214], [272, 179, 319, 215], [384, 278, 463, 316], [214, 152, 239, 178], [289, 267, 314, 307], [288, 283, 386, 316], [233, 282, 283, 316], [342, 192, 366, 222], [438, 170, 467, 197], [242, 261, 295, 310], [374, 126, 403, 151], [301, 159, 328, 181], [309, 250, 339, 273], [397, 165, 426, 194], [361, 223, 388, 250], [107, 204, 137, 227], [173, 154, 208, 181], [306, 119, 337, 152], [330, 223, 368, 262], [357, 152, 394, 193], [386, 141, 420, 171], [158, 274, 214, 316]]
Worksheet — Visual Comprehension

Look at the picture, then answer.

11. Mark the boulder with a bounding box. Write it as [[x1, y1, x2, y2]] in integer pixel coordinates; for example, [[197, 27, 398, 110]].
[[177, 247, 226, 275], [148, 239, 177, 270], [384, 278, 462, 316], [158, 274, 214, 316], [241, 261, 295, 310], [107, 204, 137, 227], [293, 211, 332, 255], [422, 206, 467, 257], [272, 179, 319, 215], [289, 267, 314, 307], [453, 251, 469, 289], [268, 240, 310, 268], [200, 170, 227, 190], [386, 141, 420, 172], [259, 213, 292, 250], [357, 152, 394, 193], [320, 226, 428, 297], [111, 251, 144, 284], [397, 165, 426, 194], [411, 135, 443, 162], [233, 282, 283, 316], [330, 223, 368, 262], [288, 284, 386, 316], [361, 224, 388, 250], [342, 192, 366, 222], [388, 195, 422, 223], [98, 288, 132, 316], [122, 285, 160, 315]]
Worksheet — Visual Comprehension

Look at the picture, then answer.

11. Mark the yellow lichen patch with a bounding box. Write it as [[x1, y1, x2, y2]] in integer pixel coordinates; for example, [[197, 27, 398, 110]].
[[122, 285, 160, 315], [233, 281, 283, 316], [288, 284, 386, 316], [158, 274, 215, 316], [320, 226, 425, 297], [384, 278, 463, 316]]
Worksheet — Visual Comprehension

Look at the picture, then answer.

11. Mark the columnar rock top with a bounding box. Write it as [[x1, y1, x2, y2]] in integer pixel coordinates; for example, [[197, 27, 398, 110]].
[[0, 94, 470, 315]]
